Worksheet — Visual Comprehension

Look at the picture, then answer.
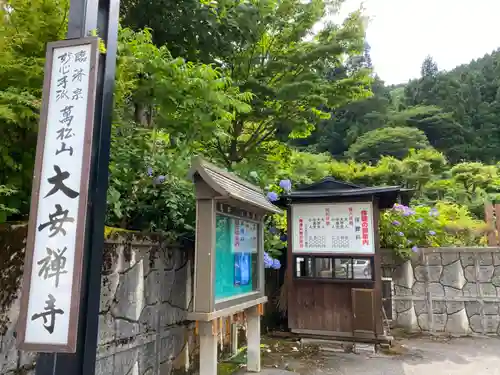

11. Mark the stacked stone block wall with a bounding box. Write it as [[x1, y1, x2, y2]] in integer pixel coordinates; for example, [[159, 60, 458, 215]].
[[382, 247, 500, 335], [0, 224, 196, 375]]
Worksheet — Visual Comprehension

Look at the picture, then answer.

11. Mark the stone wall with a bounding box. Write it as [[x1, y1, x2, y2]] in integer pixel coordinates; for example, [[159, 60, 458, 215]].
[[96, 234, 195, 375], [1, 225, 196, 375], [382, 247, 500, 336], [0, 224, 34, 374]]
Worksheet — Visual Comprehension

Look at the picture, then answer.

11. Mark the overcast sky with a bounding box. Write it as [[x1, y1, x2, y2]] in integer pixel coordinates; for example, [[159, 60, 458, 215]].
[[333, 0, 500, 85]]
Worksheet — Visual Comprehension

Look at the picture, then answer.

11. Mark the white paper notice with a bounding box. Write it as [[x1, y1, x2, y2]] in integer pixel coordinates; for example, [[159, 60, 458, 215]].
[[291, 202, 375, 254]]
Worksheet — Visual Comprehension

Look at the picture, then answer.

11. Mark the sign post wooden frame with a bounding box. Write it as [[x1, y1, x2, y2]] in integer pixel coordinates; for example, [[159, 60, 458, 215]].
[[17, 37, 99, 354], [16, 1, 120, 375]]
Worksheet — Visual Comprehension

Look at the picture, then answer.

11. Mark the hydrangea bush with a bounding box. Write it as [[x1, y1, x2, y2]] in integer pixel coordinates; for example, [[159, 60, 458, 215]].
[[262, 178, 292, 269], [380, 201, 489, 260]]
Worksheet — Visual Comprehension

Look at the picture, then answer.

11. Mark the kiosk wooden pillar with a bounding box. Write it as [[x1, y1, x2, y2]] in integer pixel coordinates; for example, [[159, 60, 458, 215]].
[[188, 157, 281, 375], [281, 177, 407, 342]]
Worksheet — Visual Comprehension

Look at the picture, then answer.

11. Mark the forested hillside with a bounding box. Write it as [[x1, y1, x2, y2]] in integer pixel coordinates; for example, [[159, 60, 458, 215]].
[[300, 51, 500, 164]]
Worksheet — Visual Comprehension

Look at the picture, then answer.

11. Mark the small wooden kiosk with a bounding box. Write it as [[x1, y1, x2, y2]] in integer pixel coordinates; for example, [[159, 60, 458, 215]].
[[282, 177, 405, 342], [188, 157, 281, 375]]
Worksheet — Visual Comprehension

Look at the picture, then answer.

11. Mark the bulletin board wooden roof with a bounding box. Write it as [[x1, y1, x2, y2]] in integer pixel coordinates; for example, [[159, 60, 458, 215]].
[[189, 157, 282, 214]]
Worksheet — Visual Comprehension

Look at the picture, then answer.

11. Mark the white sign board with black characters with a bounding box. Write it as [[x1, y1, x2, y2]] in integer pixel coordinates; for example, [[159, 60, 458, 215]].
[[291, 202, 375, 254], [17, 38, 99, 353], [232, 219, 258, 254]]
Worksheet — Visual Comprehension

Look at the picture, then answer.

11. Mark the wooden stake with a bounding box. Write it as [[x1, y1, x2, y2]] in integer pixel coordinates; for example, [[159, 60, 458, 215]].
[[257, 303, 264, 316]]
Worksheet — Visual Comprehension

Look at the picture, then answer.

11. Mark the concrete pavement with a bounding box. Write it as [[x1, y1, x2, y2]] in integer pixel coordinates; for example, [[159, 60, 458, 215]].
[[239, 336, 500, 375]]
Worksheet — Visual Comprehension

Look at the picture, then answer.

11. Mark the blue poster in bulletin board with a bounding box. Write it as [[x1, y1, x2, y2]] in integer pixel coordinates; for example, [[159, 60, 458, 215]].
[[215, 215, 256, 301], [234, 253, 250, 286]]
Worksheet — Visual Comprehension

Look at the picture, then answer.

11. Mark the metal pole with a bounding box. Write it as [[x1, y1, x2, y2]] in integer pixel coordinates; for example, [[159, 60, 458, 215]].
[[34, 0, 119, 373]]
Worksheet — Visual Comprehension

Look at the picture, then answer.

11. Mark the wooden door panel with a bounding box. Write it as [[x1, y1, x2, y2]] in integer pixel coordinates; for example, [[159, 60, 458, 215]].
[[352, 288, 375, 333]]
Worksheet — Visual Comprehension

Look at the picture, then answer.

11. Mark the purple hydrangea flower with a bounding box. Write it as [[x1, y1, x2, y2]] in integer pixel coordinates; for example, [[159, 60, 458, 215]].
[[269, 227, 278, 234], [402, 208, 415, 216], [280, 234, 288, 242], [264, 252, 274, 268], [147, 166, 153, 176], [153, 175, 166, 185], [429, 208, 439, 217], [398, 232, 404, 237], [272, 259, 281, 269], [267, 192, 279, 202], [411, 245, 419, 253], [429, 230, 436, 235], [279, 179, 292, 192], [415, 218, 423, 223], [392, 220, 400, 226], [394, 203, 415, 216]]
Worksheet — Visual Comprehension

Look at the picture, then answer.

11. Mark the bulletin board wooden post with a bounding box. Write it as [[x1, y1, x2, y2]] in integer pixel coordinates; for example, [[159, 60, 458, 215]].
[[281, 177, 407, 343], [188, 157, 281, 375]]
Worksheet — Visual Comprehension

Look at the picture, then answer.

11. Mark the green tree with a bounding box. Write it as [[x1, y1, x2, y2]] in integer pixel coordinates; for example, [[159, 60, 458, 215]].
[[205, 0, 372, 167], [403, 50, 500, 162], [105, 26, 263, 233], [115, 27, 252, 146], [399, 148, 447, 192], [420, 55, 438, 78], [119, 0, 255, 64], [346, 127, 431, 163], [451, 162, 497, 197], [389, 105, 468, 162], [298, 75, 390, 157], [0, 0, 68, 217]]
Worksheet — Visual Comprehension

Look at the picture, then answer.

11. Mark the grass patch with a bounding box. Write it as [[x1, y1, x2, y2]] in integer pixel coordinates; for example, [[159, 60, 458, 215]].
[[378, 342, 409, 356], [218, 362, 241, 375]]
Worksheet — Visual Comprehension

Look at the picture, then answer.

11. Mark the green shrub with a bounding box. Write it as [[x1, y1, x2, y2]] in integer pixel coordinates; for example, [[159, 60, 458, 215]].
[[0, 185, 18, 223], [380, 201, 489, 260], [106, 125, 196, 235]]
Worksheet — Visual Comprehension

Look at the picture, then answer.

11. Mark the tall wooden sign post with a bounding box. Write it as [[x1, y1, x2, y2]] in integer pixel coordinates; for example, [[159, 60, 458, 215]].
[[16, 0, 120, 374]]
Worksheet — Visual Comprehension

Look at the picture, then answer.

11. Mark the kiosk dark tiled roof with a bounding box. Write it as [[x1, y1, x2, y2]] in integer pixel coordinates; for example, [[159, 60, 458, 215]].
[[281, 177, 412, 209]]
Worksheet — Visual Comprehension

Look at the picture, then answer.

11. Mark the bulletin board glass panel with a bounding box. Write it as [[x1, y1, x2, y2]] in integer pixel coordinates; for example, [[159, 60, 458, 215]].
[[291, 202, 375, 254], [293, 255, 374, 281], [214, 214, 259, 302]]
